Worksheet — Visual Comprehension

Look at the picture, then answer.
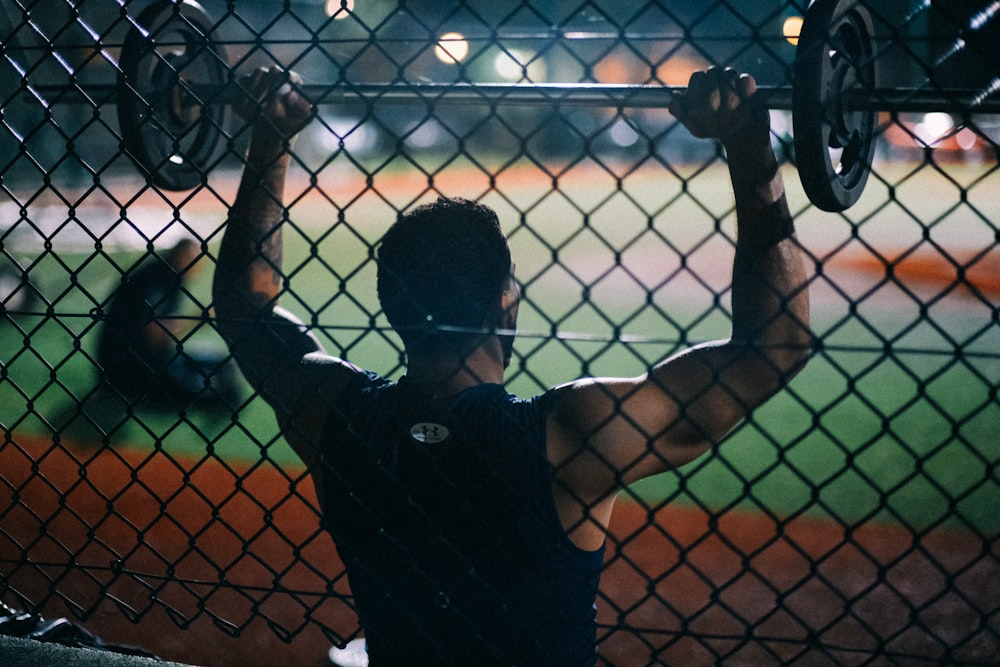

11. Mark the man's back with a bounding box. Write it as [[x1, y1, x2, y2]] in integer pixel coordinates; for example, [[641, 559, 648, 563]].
[[318, 372, 604, 666], [213, 65, 810, 666]]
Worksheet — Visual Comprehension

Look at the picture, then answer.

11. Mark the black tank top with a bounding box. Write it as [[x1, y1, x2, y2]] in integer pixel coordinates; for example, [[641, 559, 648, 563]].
[[318, 371, 605, 666]]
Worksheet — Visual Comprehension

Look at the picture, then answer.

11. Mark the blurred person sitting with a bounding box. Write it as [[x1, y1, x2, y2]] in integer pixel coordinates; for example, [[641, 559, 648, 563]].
[[98, 238, 240, 410]]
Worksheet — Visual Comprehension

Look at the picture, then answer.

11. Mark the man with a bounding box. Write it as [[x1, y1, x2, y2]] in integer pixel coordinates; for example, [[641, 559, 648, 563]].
[[98, 238, 239, 409], [213, 67, 810, 665]]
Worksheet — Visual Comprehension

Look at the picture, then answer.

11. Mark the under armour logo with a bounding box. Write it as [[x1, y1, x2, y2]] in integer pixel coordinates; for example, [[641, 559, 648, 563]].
[[410, 422, 450, 444]]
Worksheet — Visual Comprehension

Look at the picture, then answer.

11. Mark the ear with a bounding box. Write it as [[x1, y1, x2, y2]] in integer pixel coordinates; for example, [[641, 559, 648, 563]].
[[500, 283, 520, 329], [497, 286, 519, 369]]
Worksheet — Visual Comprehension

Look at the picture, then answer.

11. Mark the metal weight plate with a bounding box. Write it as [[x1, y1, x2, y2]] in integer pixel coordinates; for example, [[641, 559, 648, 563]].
[[118, 0, 227, 190], [793, 0, 878, 212]]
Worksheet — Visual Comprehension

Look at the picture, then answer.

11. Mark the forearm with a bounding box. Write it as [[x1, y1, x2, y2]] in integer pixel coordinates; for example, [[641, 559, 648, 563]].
[[726, 142, 811, 375], [214, 136, 292, 318], [613, 68, 812, 471], [638, 147, 809, 451], [212, 134, 326, 392]]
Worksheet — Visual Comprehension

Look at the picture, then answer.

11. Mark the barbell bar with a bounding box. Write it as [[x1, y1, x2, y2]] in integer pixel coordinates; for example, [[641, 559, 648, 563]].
[[37, 81, 1000, 113], [96, 0, 997, 209]]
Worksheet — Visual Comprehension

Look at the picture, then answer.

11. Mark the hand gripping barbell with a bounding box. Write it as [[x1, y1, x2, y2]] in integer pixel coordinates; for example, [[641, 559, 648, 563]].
[[102, 0, 999, 210]]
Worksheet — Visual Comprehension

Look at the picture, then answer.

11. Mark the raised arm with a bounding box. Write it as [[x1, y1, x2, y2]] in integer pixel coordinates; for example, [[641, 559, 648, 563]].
[[213, 68, 353, 465], [216, 67, 309, 319], [546, 68, 811, 549]]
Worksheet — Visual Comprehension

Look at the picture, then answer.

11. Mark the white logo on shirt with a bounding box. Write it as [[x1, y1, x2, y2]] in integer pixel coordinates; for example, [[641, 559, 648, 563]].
[[410, 422, 450, 444]]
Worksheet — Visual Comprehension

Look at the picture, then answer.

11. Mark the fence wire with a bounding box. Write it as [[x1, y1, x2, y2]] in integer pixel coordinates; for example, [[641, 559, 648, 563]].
[[1, 1, 998, 665]]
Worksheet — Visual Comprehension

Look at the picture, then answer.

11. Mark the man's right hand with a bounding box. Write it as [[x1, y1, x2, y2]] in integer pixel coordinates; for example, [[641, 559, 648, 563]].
[[668, 67, 771, 152], [234, 66, 314, 144]]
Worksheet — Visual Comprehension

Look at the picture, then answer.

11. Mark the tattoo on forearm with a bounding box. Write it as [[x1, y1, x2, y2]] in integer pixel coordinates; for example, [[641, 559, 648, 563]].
[[261, 232, 283, 269]]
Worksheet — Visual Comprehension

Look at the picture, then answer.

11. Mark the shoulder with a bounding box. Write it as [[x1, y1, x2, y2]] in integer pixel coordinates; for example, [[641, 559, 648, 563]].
[[454, 383, 545, 423], [321, 362, 395, 411], [539, 374, 679, 470], [300, 353, 375, 401], [274, 354, 373, 457], [539, 376, 645, 424]]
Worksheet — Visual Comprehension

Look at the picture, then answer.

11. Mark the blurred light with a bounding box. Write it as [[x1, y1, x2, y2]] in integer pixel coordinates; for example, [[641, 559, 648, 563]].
[[654, 56, 711, 86], [324, 0, 354, 18], [315, 117, 377, 155], [593, 54, 631, 84], [915, 112, 954, 145], [970, 1, 1000, 31], [405, 119, 446, 149], [609, 119, 639, 147], [956, 127, 978, 150], [769, 110, 791, 138], [495, 49, 527, 80], [435, 33, 469, 64], [783, 16, 803, 46]]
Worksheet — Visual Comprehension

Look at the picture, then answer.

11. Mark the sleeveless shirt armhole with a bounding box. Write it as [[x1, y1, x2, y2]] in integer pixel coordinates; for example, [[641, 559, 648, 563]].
[[528, 392, 608, 559]]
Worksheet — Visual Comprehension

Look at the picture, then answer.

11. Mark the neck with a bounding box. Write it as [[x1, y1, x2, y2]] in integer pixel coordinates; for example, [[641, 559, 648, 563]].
[[406, 341, 505, 400]]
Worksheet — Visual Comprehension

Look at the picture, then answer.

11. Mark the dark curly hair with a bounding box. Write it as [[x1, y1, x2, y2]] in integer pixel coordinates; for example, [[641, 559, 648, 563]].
[[376, 196, 512, 356]]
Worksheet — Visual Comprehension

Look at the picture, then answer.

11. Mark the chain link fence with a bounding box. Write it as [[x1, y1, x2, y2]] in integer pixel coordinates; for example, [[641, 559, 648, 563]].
[[2, 0, 998, 664]]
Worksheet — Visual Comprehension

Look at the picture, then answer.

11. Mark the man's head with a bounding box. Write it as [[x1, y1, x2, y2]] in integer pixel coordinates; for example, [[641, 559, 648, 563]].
[[377, 197, 517, 365]]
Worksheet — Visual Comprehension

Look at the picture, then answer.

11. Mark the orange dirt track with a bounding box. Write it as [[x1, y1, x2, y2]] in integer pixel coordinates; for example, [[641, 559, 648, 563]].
[[2, 432, 997, 665]]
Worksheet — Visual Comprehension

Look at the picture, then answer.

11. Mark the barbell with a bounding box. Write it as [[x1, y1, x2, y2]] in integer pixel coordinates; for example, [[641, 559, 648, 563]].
[[52, 0, 999, 209]]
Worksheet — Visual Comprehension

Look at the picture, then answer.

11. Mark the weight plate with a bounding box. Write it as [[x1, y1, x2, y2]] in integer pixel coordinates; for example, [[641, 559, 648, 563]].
[[793, 0, 878, 212], [118, 0, 227, 191]]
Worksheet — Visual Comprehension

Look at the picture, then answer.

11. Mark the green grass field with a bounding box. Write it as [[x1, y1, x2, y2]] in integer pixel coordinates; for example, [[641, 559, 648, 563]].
[[3, 159, 998, 535]]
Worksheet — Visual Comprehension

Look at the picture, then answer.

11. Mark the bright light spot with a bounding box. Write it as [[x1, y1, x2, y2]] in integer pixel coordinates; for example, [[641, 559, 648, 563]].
[[956, 127, 978, 151], [494, 50, 528, 80], [435, 32, 469, 64], [924, 112, 954, 136], [970, 1, 1000, 31], [769, 110, 791, 138], [405, 120, 445, 149], [655, 57, 711, 86], [783, 16, 803, 46], [324, 0, 354, 19], [316, 118, 377, 155], [915, 112, 955, 145], [609, 119, 639, 147]]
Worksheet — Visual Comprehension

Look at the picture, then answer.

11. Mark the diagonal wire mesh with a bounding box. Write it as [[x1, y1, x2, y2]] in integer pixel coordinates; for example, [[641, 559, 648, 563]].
[[1, 1, 998, 664]]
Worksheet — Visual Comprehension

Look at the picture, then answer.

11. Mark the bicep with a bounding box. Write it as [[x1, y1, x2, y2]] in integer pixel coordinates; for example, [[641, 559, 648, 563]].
[[548, 338, 780, 493], [547, 375, 708, 499], [648, 337, 797, 447]]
